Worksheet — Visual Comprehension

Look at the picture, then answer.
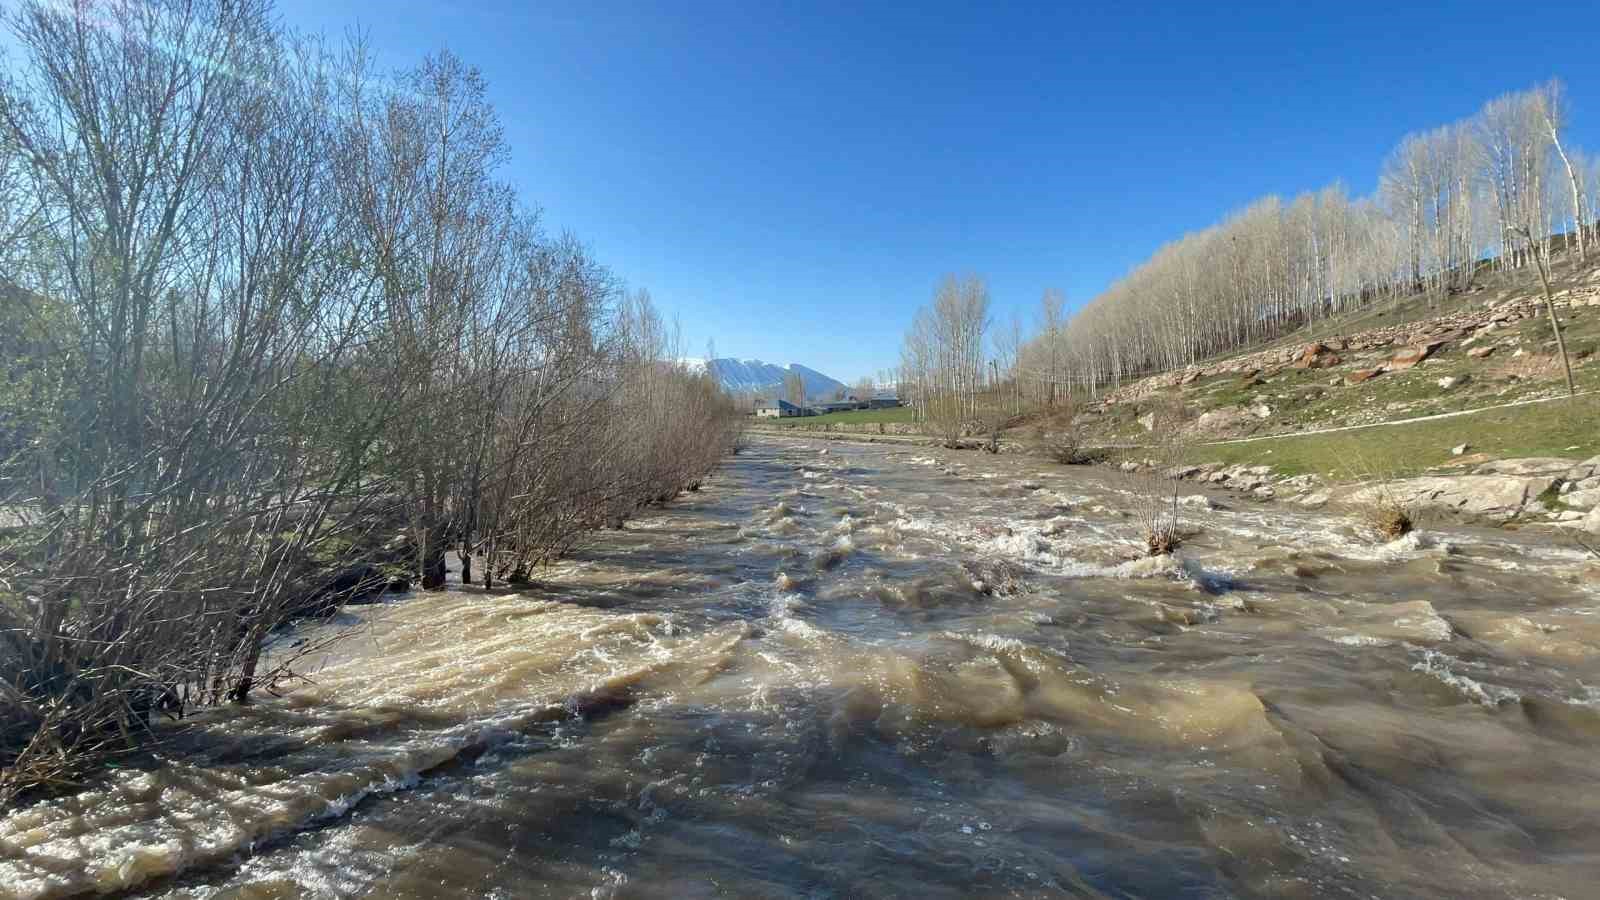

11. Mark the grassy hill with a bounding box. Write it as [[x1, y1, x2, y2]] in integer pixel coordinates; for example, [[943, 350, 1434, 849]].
[[1017, 255, 1600, 481]]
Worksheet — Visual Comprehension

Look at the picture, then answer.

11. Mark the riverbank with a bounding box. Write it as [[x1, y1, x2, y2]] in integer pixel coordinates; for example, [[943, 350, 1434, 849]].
[[756, 411, 1600, 534]]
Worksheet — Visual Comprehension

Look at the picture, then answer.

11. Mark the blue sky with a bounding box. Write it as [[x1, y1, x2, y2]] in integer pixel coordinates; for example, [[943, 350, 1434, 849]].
[[278, 0, 1600, 382]]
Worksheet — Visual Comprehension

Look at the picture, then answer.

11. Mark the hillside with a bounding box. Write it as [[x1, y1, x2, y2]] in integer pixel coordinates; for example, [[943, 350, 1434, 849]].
[[1004, 259, 1600, 530], [1066, 259, 1600, 450]]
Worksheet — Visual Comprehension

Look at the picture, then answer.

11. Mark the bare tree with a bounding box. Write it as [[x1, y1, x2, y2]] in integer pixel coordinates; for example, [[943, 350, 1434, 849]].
[[1039, 289, 1065, 405], [1003, 81, 1590, 400], [0, 0, 744, 801], [783, 370, 806, 406], [1508, 224, 1578, 397], [1535, 80, 1586, 262], [899, 275, 990, 446]]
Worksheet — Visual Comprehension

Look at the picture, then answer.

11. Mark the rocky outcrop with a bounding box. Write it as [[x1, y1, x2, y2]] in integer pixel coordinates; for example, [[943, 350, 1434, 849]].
[[1474, 457, 1579, 476], [1128, 455, 1600, 528], [1568, 456, 1600, 481], [1138, 461, 1326, 504], [1337, 474, 1559, 525], [1332, 457, 1600, 529], [1566, 488, 1600, 510]]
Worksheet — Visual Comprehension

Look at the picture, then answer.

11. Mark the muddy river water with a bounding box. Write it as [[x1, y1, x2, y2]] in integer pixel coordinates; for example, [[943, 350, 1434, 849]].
[[4, 436, 1600, 899]]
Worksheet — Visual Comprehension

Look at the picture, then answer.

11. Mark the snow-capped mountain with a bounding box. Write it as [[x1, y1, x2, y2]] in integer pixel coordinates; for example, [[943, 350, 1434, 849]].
[[682, 358, 847, 400]]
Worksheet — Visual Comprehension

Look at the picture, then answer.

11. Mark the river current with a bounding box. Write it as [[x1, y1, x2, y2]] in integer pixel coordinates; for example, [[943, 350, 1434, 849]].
[[4, 436, 1600, 898]]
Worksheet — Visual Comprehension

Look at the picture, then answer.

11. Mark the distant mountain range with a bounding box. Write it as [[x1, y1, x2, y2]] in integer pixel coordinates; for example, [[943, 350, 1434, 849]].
[[683, 358, 847, 400]]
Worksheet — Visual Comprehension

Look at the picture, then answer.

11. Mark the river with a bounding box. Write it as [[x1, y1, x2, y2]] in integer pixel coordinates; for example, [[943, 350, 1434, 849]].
[[4, 436, 1599, 899]]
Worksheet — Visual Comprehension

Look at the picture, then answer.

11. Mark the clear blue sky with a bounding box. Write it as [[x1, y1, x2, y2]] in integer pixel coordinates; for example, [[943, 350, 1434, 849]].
[[279, 0, 1600, 383]]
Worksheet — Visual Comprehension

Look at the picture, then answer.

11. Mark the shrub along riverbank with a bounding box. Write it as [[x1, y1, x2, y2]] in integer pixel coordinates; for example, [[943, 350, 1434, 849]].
[[0, 0, 742, 805]]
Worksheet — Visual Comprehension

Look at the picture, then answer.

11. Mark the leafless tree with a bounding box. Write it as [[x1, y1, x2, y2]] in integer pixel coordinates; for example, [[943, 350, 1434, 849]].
[[1534, 80, 1586, 263], [1508, 224, 1578, 397], [1011, 81, 1587, 398], [0, 0, 742, 802], [899, 275, 990, 446]]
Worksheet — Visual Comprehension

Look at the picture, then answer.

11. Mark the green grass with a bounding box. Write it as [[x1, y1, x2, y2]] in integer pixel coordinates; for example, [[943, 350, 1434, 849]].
[[756, 406, 917, 428], [1071, 300, 1600, 451], [1033, 258, 1600, 484], [1195, 394, 1600, 480]]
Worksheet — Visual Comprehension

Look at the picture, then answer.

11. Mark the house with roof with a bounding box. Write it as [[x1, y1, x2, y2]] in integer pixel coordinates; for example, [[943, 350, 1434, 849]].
[[754, 398, 810, 418]]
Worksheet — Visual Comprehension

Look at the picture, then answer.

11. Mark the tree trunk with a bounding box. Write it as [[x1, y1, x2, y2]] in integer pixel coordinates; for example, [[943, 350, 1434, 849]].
[[1533, 258, 1578, 398], [421, 523, 448, 589], [230, 627, 263, 703], [483, 535, 494, 590], [1552, 134, 1586, 262]]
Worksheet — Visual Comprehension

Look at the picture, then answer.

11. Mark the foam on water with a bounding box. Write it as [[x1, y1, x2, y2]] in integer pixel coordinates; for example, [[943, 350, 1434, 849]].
[[1410, 649, 1521, 707]]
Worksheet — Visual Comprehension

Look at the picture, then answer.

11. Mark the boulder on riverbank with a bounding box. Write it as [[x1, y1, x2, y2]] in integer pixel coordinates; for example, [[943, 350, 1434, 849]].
[[1335, 474, 1559, 525]]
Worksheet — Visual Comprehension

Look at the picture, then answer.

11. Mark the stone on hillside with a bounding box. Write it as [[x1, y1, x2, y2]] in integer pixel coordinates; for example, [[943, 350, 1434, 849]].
[[1345, 368, 1384, 385], [1451, 443, 1470, 456], [1191, 407, 1255, 436], [1437, 376, 1459, 389], [1251, 485, 1276, 500], [1180, 369, 1201, 385], [1298, 490, 1331, 508], [1137, 412, 1156, 432], [1291, 342, 1343, 369], [1466, 345, 1494, 359], [1388, 340, 1445, 370], [1473, 457, 1578, 477], [1250, 403, 1272, 419], [1339, 474, 1559, 524], [1582, 505, 1600, 535]]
